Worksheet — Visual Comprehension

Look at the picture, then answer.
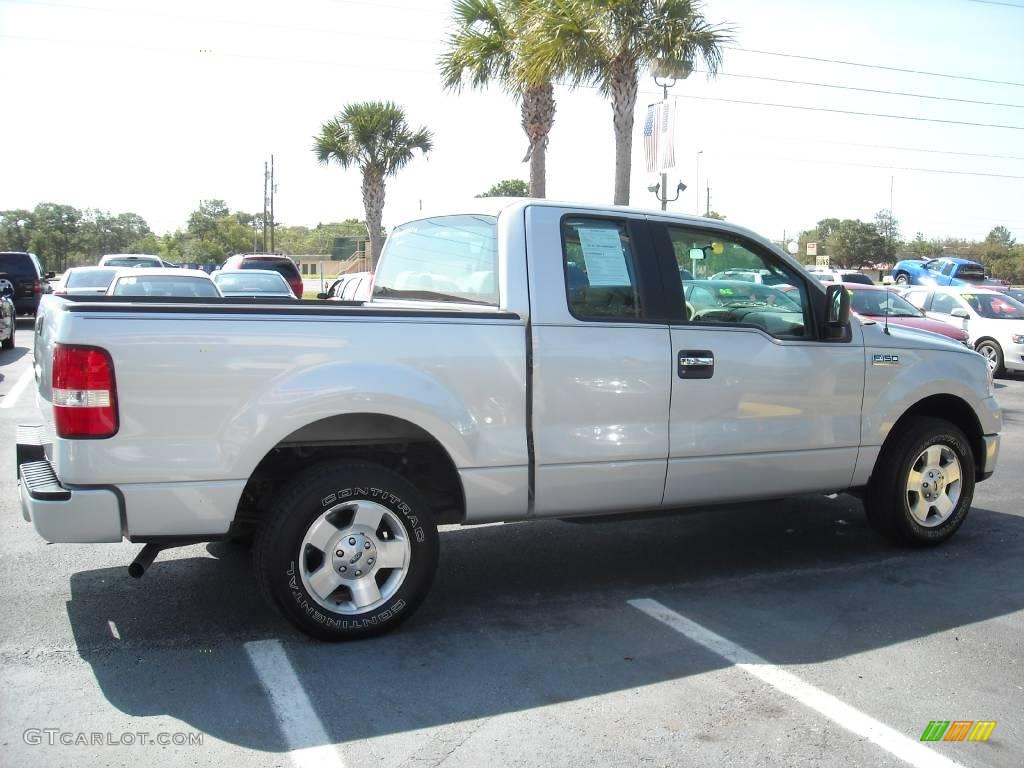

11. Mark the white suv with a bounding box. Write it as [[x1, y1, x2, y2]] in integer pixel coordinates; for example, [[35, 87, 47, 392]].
[[902, 285, 1024, 375]]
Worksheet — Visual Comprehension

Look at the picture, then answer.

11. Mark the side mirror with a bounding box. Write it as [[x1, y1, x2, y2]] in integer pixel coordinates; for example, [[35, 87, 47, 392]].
[[950, 308, 969, 319], [825, 284, 850, 328], [46, 271, 56, 279], [316, 292, 328, 300]]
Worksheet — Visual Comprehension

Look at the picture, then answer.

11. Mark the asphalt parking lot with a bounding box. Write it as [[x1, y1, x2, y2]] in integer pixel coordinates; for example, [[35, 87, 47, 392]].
[[1, 316, 1021, 768]]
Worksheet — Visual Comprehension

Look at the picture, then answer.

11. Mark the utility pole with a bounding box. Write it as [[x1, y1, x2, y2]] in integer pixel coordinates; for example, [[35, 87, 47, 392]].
[[705, 182, 710, 216], [262, 161, 268, 253], [270, 154, 276, 253], [695, 150, 703, 215]]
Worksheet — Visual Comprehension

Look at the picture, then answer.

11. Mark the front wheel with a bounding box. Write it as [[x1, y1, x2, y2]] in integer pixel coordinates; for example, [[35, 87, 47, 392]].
[[865, 417, 975, 547], [1, 327, 12, 350], [894, 273, 910, 285], [976, 339, 1004, 377], [254, 462, 439, 640]]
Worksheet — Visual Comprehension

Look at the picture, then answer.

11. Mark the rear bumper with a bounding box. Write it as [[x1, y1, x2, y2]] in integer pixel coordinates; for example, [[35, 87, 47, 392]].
[[14, 295, 40, 314], [16, 426, 122, 543]]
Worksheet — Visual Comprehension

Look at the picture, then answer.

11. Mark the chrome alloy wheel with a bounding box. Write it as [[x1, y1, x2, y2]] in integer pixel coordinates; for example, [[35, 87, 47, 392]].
[[299, 500, 411, 614], [905, 443, 963, 527], [977, 343, 999, 371]]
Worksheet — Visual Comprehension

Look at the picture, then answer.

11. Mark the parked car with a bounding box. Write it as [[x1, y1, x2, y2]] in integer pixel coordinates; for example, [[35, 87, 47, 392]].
[[901, 285, 1024, 375], [17, 200, 1000, 640], [807, 267, 874, 285], [0, 275, 15, 350], [98, 254, 165, 269], [845, 283, 970, 345], [1006, 287, 1024, 304], [709, 268, 791, 287], [319, 271, 372, 302], [0, 251, 52, 315], [221, 254, 304, 300], [890, 257, 1003, 289], [107, 268, 222, 298], [213, 269, 296, 298], [52, 266, 120, 296]]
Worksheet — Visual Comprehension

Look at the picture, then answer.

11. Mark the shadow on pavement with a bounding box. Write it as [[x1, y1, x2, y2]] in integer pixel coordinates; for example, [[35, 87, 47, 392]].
[[66, 495, 1024, 752]]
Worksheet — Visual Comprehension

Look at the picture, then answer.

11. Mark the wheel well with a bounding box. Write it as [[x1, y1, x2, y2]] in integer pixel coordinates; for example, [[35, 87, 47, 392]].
[[233, 414, 466, 534], [882, 394, 985, 475], [973, 336, 999, 350]]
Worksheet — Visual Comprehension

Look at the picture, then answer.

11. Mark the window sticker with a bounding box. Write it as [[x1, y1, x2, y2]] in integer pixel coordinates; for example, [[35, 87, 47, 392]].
[[577, 227, 631, 286]]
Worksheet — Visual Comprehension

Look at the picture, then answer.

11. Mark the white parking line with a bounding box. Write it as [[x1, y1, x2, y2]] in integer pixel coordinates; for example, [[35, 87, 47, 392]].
[[629, 599, 967, 768], [244, 639, 346, 768], [0, 368, 34, 409]]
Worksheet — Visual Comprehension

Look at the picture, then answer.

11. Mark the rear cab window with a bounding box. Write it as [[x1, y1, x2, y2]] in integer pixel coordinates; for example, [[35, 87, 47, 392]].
[[560, 217, 644, 321], [373, 215, 498, 305]]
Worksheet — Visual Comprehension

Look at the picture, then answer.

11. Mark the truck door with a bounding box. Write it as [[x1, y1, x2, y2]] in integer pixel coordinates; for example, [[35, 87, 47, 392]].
[[525, 207, 672, 517], [650, 220, 866, 506]]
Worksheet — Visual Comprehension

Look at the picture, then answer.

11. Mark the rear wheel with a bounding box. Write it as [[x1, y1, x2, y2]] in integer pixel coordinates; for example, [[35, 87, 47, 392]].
[[254, 462, 439, 640], [1, 325, 12, 350], [894, 273, 910, 285], [865, 418, 975, 547], [976, 339, 1004, 377]]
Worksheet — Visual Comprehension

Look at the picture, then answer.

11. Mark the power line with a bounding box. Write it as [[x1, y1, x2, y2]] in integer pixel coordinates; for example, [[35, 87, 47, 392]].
[[653, 91, 1024, 131], [723, 46, 1024, 88], [967, 0, 1024, 7], [756, 136, 1024, 163], [694, 69, 1024, 110]]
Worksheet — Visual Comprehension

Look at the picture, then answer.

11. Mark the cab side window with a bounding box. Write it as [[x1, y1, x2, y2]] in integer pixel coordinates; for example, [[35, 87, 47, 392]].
[[941, 261, 956, 276], [561, 218, 643, 321], [903, 289, 929, 310], [666, 226, 809, 339], [930, 293, 959, 315]]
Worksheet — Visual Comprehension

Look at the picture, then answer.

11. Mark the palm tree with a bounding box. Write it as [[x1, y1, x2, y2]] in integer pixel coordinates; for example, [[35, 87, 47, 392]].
[[312, 101, 432, 267], [529, 0, 732, 205], [439, 0, 555, 198]]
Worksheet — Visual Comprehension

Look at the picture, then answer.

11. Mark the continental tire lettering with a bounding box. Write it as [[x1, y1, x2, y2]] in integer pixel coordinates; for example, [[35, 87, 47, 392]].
[[339, 488, 353, 499], [321, 493, 337, 507]]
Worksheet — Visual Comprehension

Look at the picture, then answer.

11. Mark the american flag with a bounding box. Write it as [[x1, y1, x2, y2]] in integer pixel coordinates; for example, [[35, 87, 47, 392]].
[[644, 103, 661, 174], [661, 98, 676, 170]]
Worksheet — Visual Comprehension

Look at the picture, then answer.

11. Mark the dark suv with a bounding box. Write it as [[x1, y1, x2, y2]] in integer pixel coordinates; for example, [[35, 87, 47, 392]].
[[0, 251, 51, 316], [220, 254, 303, 299]]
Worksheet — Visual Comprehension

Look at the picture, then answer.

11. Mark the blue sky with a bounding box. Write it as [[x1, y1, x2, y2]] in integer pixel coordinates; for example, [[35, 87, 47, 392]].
[[1, 0, 1022, 243]]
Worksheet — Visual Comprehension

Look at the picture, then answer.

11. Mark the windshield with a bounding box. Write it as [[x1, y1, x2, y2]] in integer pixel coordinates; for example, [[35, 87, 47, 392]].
[[215, 272, 290, 293], [66, 268, 118, 288], [104, 257, 162, 268], [961, 292, 1024, 319], [848, 288, 922, 317], [111, 275, 220, 297], [373, 215, 498, 305]]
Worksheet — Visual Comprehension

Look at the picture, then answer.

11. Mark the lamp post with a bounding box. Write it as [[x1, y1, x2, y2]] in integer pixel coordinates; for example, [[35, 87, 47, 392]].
[[651, 59, 691, 211]]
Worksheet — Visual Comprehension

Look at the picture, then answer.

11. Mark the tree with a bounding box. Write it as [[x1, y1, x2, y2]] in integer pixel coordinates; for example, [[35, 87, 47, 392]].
[[0, 209, 35, 251], [825, 219, 887, 269], [30, 203, 81, 271], [703, 210, 725, 220], [985, 226, 1015, 248], [441, 1, 554, 198], [528, 0, 732, 205], [313, 101, 432, 267], [874, 208, 900, 260], [477, 178, 530, 197]]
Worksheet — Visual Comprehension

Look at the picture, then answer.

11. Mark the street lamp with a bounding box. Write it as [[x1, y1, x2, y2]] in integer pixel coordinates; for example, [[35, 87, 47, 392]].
[[651, 58, 691, 212]]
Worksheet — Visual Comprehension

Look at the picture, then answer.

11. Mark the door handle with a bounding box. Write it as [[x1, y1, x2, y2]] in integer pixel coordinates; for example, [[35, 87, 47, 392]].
[[678, 350, 714, 379]]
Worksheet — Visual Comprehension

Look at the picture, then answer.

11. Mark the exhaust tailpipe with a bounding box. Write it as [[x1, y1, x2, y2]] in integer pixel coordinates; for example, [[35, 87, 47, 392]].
[[128, 543, 163, 578]]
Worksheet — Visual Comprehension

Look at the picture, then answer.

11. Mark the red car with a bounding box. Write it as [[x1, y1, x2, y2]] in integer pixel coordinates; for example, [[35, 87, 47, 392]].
[[220, 254, 304, 300], [846, 283, 970, 344]]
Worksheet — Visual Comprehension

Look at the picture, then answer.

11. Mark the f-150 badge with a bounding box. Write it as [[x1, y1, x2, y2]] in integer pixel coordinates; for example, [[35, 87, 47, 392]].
[[872, 354, 900, 366]]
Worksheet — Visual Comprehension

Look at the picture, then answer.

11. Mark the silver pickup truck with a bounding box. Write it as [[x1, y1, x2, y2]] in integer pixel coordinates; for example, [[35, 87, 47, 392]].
[[16, 200, 1001, 640]]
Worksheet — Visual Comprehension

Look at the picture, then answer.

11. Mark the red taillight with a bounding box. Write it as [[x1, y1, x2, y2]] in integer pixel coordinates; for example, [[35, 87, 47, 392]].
[[52, 344, 118, 438], [289, 276, 303, 298], [33, 280, 41, 294]]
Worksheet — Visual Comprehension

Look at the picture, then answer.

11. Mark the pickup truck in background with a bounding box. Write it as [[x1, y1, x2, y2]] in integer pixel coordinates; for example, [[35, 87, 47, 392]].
[[17, 200, 1001, 640], [891, 256, 1006, 289]]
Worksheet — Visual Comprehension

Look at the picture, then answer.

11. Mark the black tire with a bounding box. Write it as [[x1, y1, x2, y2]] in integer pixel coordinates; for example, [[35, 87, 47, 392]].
[[865, 417, 975, 547], [254, 462, 439, 640], [1, 327, 12, 350], [894, 273, 909, 285], [975, 339, 1004, 377]]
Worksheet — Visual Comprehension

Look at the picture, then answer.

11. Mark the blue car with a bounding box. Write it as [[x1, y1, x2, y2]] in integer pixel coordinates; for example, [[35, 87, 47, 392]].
[[891, 257, 996, 287]]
